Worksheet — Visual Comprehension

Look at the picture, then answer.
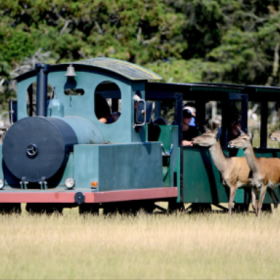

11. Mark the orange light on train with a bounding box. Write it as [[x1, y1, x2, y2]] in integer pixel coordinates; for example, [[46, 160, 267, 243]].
[[91, 181, 98, 188]]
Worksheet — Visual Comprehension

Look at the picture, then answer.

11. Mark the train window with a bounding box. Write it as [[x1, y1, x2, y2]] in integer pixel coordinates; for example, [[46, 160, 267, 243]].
[[267, 102, 280, 148], [154, 99, 175, 125], [26, 82, 53, 116], [64, 89, 84, 95], [253, 101, 280, 149], [248, 101, 260, 147], [94, 81, 122, 124], [206, 101, 222, 130], [219, 101, 242, 146]]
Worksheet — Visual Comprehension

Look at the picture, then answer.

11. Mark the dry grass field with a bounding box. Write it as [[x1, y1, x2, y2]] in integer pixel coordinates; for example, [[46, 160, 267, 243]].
[[2, 204, 280, 279]]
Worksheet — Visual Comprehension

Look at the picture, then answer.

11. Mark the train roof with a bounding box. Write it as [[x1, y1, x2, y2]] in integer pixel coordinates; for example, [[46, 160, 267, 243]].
[[147, 81, 280, 101], [147, 81, 280, 92], [15, 57, 162, 82], [69, 58, 162, 81]]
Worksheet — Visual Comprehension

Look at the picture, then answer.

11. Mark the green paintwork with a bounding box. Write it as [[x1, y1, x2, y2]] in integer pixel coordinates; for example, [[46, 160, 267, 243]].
[[182, 147, 229, 203], [182, 147, 280, 204], [62, 116, 103, 144], [73, 145, 99, 190], [58, 152, 74, 186], [174, 147, 181, 203], [73, 142, 162, 191], [17, 69, 148, 144], [157, 125, 179, 188]]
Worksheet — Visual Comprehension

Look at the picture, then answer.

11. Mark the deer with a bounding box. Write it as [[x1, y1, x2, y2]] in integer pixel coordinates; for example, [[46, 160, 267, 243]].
[[229, 131, 280, 217], [269, 130, 280, 142], [192, 128, 256, 216]]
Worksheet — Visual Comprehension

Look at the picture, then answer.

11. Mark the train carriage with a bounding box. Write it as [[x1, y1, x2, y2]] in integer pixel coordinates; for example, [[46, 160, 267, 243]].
[[1, 57, 280, 214], [147, 82, 280, 211]]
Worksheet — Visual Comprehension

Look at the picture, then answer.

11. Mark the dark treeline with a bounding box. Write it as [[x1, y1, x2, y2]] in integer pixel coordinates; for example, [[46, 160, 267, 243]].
[[1, 0, 280, 101]]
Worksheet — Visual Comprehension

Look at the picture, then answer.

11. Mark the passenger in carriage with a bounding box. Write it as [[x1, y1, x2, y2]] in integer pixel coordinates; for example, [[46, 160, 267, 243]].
[[182, 107, 199, 146], [111, 111, 121, 122], [148, 117, 167, 142], [95, 94, 111, 123], [227, 114, 242, 142], [183, 102, 196, 127], [95, 94, 121, 124], [218, 113, 242, 143]]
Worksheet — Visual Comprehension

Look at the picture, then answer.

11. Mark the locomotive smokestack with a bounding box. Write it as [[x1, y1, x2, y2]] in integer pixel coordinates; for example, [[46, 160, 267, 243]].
[[35, 64, 50, 117]]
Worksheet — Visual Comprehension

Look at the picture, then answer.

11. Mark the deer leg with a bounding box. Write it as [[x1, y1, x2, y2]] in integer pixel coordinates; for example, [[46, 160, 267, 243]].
[[267, 188, 279, 215], [228, 187, 237, 216], [257, 185, 267, 217], [251, 188, 257, 215]]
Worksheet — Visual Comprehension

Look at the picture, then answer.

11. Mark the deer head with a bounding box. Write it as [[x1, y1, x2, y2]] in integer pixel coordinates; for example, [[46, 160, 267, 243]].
[[269, 130, 280, 142], [192, 127, 219, 147], [228, 131, 252, 149]]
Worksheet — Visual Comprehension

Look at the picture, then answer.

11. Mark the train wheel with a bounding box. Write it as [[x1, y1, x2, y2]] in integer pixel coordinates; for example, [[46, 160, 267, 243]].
[[0, 203, 21, 214], [79, 204, 99, 216], [26, 203, 63, 215]]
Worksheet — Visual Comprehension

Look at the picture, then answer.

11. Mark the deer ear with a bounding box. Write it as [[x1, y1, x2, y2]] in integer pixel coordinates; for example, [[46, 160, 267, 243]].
[[213, 127, 220, 140], [204, 125, 211, 133], [248, 130, 253, 140], [214, 127, 219, 136], [237, 127, 246, 136]]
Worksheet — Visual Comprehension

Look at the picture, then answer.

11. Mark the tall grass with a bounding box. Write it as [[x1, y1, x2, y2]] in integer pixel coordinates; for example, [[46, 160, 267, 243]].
[[1, 206, 280, 279]]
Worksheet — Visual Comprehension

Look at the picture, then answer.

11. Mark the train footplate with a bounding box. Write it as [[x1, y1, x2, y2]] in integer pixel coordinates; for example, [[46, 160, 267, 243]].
[[0, 188, 178, 204]]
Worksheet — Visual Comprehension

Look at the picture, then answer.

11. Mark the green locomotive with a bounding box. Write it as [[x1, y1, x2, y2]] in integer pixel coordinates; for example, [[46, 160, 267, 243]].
[[0, 58, 279, 214]]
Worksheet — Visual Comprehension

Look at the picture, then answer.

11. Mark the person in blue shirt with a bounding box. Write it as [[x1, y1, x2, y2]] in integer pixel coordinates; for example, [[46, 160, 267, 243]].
[[182, 108, 198, 146], [183, 104, 196, 127]]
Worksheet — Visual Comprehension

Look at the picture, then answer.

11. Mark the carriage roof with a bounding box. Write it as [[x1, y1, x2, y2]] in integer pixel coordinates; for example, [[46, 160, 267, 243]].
[[15, 57, 162, 82], [146, 81, 280, 102]]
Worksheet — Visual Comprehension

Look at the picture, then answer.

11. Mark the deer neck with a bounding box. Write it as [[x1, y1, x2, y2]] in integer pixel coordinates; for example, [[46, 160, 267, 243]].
[[209, 140, 229, 174], [243, 144, 259, 172]]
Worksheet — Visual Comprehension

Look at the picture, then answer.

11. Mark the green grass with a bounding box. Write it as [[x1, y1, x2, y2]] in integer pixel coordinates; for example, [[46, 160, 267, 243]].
[[1, 205, 280, 279]]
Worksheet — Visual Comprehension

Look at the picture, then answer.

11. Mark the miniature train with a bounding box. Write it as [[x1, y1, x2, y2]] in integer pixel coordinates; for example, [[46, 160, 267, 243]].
[[1, 57, 280, 214]]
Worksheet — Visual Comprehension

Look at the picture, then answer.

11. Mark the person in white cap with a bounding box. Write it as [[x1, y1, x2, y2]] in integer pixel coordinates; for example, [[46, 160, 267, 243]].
[[182, 108, 198, 146], [184, 105, 196, 127]]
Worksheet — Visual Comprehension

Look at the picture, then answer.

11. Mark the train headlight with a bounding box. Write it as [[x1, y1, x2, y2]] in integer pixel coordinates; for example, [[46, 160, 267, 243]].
[[65, 178, 75, 189], [0, 179, 4, 190]]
